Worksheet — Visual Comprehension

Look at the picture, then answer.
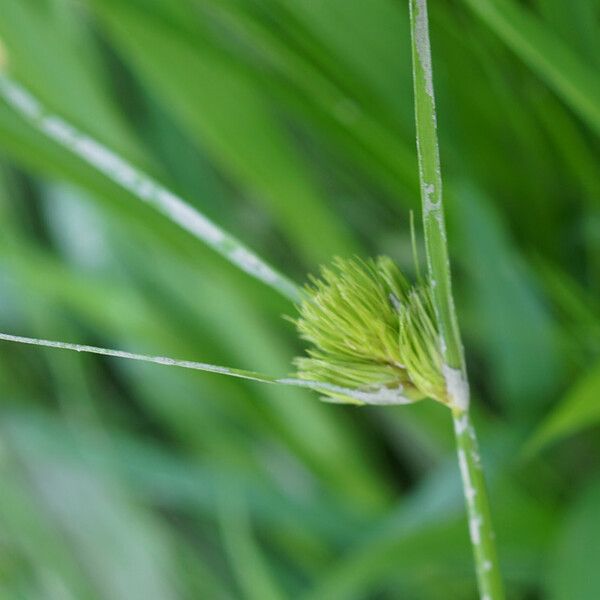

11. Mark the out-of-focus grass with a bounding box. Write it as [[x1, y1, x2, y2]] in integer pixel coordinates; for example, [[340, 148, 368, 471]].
[[0, 0, 598, 598]]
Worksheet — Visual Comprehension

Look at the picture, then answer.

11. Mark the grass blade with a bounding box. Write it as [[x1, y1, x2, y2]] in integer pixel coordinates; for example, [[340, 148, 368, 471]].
[[87, 0, 358, 265], [462, 0, 600, 137], [0, 332, 414, 406], [525, 360, 600, 456], [0, 74, 301, 302]]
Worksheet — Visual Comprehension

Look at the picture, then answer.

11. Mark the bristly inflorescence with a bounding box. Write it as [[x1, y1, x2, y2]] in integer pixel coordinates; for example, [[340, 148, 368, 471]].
[[292, 256, 446, 406]]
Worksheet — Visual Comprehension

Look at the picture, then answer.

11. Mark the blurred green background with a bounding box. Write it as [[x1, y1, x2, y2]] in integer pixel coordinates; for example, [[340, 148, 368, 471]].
[[0, 0, 599, 598]]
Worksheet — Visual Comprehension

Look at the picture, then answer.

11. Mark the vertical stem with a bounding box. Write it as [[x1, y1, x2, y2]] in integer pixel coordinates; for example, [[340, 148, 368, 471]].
[[408, 1, 505, 598], [409, 0, 463, 376], [453, 411, 504, 600]]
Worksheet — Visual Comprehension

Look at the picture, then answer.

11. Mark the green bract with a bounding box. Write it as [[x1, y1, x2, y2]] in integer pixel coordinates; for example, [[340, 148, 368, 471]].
[[293, 257, 446, 405]]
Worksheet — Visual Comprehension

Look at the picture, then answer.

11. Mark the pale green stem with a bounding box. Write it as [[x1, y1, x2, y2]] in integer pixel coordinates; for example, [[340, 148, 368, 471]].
[[409, 0, 463, 375], [453, 410, 504, 599], [408, 0, 505, 597]]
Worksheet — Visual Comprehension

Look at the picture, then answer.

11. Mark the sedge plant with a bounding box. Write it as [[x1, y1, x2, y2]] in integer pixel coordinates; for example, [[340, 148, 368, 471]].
[[0, 2, 504, 596]]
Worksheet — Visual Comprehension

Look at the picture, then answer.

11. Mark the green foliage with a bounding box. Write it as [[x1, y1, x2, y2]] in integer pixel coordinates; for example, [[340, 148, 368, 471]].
[[462, 0, 600, 136], [0, 0, 598, 598], [526, 359, 600, 455], [545, 478, 600, 600], [450, 185, 562, 414]]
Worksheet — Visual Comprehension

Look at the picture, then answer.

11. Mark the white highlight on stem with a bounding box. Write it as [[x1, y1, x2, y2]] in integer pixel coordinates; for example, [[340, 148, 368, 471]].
[[443, 364, 470, 411], [458, 449, 477, 505], [471, 447, 482, 470], [454, 413, 469, 434], [413, 0, 435, 99], [469, 515, 482, 546], [0, 75, 300, 302], [422, 182, 439, 212], [422, 181, 443, 229], [0, 332, 414, 407], [458, 446, 481, 547], [278, 379, 413, 406]]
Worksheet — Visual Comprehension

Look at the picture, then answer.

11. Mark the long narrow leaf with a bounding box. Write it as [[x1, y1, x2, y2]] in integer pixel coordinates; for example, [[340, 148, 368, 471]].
[[462, 0, 600, 136], [0, 332, 413, 406], [0, 75, 301, 302]]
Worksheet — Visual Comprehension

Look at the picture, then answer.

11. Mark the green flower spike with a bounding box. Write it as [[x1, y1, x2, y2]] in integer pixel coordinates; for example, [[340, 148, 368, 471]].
[[293, 256, 447, 406]]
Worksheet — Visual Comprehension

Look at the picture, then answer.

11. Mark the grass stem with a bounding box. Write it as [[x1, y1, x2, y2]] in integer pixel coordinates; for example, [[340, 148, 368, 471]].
[[408, 0, 505, 596], [453, 410, 504, 599]]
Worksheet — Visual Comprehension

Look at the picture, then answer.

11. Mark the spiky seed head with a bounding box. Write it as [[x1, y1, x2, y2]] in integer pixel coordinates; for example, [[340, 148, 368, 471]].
[[292, 256, 446, 405]]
